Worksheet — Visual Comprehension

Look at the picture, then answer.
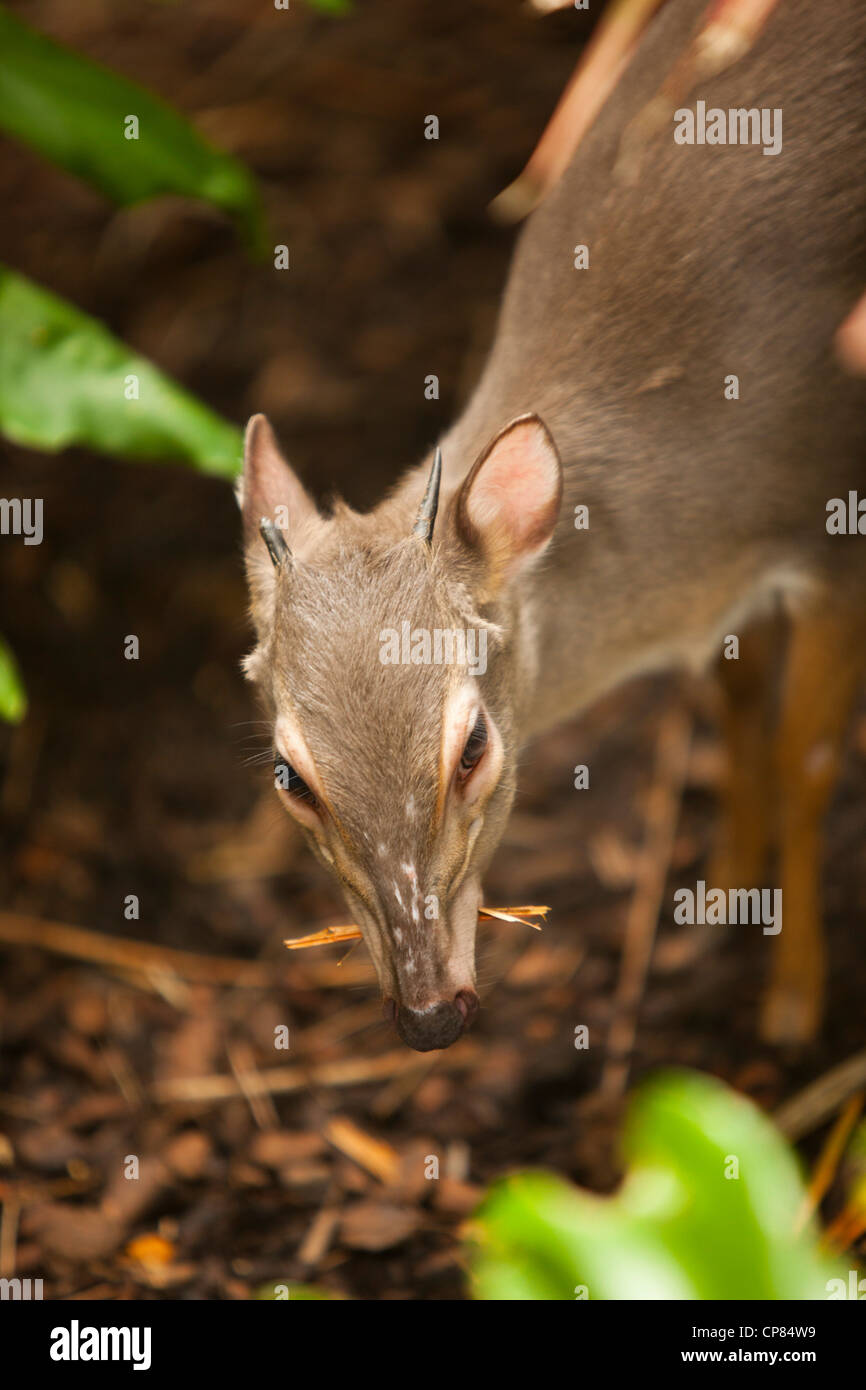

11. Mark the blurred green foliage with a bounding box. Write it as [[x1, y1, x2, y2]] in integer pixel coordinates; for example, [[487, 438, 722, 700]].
[[0, 4, 283, 717], [0, 267, 243, 475], [467, 1071, 842, 1300], [0, 5, 264, 251], [0, 634, 26, 723], [254, 1282, 341, 1300]]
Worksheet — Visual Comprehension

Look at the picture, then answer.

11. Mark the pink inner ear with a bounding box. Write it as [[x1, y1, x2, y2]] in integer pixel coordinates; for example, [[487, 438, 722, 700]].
[[466, 419, 561, 555]]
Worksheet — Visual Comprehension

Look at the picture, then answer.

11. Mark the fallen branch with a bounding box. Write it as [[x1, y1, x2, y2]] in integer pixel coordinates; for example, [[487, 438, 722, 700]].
[[324, 1116, 401, 1184], [775, 1051, 866, 1141], [153, 1042, 480, 1105], [297, 1203, 341, 1270], [0, 911, 274, 987]]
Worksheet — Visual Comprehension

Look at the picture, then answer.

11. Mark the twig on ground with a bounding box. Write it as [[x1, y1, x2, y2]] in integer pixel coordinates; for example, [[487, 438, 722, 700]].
[[299, 1001, 384, 1052], [0, 1196, 19, 1280], [775, 1052, 866, 1141], [822, 1205, 866, 1257], [324, 1116, 401, 1184], [153, 1043, 480, 1105], [0, 911, 275, 987], [228, 1041, 280, 1129], [371, 1057, 440, 1119], [297, 1201, 342, 1269], [601, 703, 692, 1099], [796, 1092, 864, 1233]]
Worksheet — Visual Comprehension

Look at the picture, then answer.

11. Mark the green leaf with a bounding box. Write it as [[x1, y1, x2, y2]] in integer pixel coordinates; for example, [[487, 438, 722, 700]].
[[254, 1281, 341, 1300], [302, 0, 353, 12], [0, 265, 243, 477], [0, 634, 27, 723], [467, 1070, 842, 1300], [0, 5, 264, 251]]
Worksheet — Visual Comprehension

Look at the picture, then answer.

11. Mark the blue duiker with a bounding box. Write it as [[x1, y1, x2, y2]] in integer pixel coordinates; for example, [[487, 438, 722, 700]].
[[240, 0, 866, 1051]]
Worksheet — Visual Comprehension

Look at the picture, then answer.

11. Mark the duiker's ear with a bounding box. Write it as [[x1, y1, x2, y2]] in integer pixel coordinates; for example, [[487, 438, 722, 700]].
[[240, 414, 318, 548], [453, 414, 563, 594], [240, 415, 319, 627]]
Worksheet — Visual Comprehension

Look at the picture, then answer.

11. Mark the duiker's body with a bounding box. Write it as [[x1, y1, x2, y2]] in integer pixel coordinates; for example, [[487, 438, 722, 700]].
[[242, 0, 866, 1050]]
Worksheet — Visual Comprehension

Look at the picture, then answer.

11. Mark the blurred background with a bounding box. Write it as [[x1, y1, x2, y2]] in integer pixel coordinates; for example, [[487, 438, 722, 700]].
[[1, 0, 865, 1301]]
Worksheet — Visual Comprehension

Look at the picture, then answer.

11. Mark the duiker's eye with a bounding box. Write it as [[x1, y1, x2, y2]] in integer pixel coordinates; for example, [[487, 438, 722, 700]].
[[458, 713, 488, 781], [274, 756, 319, 809]]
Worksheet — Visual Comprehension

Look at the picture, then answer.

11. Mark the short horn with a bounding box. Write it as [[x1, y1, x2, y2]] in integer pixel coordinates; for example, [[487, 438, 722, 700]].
[[259, 517, 291, 569], [412, 446, 442, 545]]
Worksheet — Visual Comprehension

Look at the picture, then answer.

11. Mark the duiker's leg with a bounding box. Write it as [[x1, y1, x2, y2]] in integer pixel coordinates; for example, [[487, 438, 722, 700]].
[[708, 616, 782, 892], [761, 602, 866, 1045]]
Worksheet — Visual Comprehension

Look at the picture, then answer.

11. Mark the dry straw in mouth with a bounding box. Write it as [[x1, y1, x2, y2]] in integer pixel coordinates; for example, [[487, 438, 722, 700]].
[[283, 905, 549, 951]]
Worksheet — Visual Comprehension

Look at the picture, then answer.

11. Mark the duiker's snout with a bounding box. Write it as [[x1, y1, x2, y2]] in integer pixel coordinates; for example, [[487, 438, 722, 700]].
[[385, 989, 479, 1052]]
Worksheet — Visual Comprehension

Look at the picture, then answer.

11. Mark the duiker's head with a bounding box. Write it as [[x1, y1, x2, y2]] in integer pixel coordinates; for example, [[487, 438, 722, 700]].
[[240, 413, 562, 1050]]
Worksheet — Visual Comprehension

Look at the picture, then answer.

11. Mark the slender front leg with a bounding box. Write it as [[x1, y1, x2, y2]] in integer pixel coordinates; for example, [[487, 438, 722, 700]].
[[708, 615, 782, 892], [761, 602, 866, 1045]]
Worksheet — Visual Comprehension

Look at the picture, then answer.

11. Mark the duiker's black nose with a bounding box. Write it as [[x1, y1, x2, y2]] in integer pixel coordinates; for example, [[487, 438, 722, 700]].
[[392, 991, 478, 1052]]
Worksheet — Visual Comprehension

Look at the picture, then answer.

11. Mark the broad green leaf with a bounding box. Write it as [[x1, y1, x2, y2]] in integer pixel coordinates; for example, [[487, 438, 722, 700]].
[[0, 634, 26, 723], [0, 266, 243, 477], [467, 1070, 842, 1300], [0, 6, 264, 251]]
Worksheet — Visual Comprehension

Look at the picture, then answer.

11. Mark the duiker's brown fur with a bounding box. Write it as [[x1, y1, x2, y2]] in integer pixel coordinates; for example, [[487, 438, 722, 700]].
[[242, 0, 866, 1050]]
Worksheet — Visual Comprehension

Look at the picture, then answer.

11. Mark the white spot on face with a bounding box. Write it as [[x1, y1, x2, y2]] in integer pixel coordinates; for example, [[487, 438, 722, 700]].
[[398, 863, 422, 924], [393, 883, 404, 909], [405, 796, 416, 820], [394, 928, 403, 944], [378, 843, 387, 857]]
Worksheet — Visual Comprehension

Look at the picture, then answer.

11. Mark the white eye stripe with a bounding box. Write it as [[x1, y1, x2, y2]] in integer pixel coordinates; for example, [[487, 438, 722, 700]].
[[439, 685, 481, 808], [272, 713, 330, 829], [273, 714, 324, 793]]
